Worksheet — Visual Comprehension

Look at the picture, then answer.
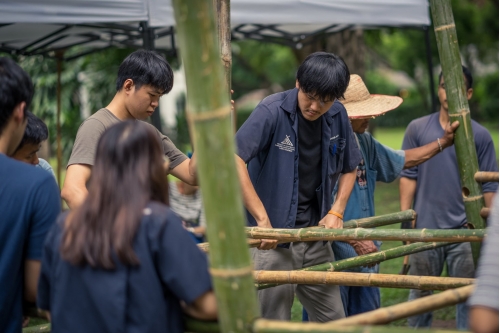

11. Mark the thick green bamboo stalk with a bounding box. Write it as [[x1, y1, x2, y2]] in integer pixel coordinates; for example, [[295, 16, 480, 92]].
[[257, 242, 452, 290], [22, 324, 51, 333], [253, 271, 474, 290], [430, 0, 486, 266], [199, 210, 416, 252], [172, 1, 260, 332], [246, 227, 485, 243], [475, 171, 499, 183]]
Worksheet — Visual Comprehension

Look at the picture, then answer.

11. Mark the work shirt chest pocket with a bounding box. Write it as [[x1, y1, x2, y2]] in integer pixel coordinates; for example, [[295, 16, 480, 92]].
[[328, 137, 346, 177]]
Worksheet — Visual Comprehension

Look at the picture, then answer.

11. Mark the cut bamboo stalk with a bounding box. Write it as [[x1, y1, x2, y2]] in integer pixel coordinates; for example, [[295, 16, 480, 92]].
[[246, 227, 485, 243], [474, 171, 499, 183], [253, 271, 474, 290], [185, 317, 462, 333], [22, 324, 51, 333], [171, 1, 260, 332], [198, 210, 416, 252], [257, 241, 452, 290], [430, 0, 486, 266]]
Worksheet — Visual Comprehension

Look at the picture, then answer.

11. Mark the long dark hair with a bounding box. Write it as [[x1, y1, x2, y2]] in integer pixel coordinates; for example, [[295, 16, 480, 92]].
[[61, 121, 169, 269]]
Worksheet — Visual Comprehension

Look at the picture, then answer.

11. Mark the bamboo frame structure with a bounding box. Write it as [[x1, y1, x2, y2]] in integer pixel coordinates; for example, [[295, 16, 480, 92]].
[[22, 325, 51, 333], [246, 227, 485, 243], [430, 0, 486, 265], [171, 1, 260, 332], [253, 271, 474, 290], [474, 171, 499, 183], [257, 241, 452, 290]]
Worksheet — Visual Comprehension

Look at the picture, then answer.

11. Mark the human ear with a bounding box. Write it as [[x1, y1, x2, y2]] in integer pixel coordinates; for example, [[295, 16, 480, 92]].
[[466, 88, 473, 100], [13, 102, 26, 126], [123, 79, 135, 92]]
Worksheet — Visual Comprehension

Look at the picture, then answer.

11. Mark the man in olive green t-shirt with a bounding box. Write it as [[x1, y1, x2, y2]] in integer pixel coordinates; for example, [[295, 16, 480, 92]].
[[62, 50, 197, 209]]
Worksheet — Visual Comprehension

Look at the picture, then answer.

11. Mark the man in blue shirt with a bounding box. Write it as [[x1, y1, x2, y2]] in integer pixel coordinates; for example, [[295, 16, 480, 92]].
[[400, 66, 498, 330], [329, 74, 458, 317], [0, 57, 61, 333], [235, 52, 361, 322]]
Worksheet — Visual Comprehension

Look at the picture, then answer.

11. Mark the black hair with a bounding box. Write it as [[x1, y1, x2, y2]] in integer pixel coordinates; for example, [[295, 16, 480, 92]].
[[439, 65, 473, 90], [296, 52, 350, 102], [116, 49, 174, 94], [14, 111, 48, 152], [0, 57, 34, 134]]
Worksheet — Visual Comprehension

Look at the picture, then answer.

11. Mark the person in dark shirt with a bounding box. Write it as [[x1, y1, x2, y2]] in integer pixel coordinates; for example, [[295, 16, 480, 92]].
[[235, 52, 361, 321], [0, 57, 61, 333], [37, 121, 216, 333]]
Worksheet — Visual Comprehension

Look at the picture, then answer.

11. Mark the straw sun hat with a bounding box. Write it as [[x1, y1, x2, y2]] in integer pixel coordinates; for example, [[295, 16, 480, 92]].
[[339, 74, 403, 119]]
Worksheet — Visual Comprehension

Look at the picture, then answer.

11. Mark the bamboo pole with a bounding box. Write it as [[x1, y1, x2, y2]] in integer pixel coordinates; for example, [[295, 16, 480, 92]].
[[253, 271, 474, 290], [246, 227, 485, 243], [257, 241, 452, 290], [22, 324, 51, 333], [171, 1, 260, 332], [430, 0, 486, 266], [198, 210, 416, 252], [475, 171, 499, 183]]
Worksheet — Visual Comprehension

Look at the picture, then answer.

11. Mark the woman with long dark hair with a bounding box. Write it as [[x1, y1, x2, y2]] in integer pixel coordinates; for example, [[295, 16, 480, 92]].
[[37, 121, 217, 333]]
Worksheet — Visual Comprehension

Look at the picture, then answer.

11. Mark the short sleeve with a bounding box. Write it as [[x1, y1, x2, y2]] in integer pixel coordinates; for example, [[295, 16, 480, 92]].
[[367, 135, 405, 183], [475, 129, 499, 194], [156, 211, 212, 304], [150, 124, 187, 169], [400, 121, 419, 180], [26, 175, 61, 260], [67, 119, 107, 167], [235, 104, 276, 163], [37, 221, 62, 311], [468, 193, 499, 310]]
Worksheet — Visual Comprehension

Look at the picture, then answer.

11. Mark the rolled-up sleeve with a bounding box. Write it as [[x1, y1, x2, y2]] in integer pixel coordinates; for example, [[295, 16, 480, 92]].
[[341, 111, 362, 173], [476, 130, 499, 194]]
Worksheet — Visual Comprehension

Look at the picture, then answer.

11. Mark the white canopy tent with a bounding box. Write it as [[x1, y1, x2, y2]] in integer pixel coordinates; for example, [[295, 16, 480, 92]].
[[0, 0, 430, 58]]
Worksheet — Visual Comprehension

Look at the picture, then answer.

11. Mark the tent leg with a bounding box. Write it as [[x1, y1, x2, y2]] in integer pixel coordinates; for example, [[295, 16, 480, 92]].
[[56, 52, 63, 189], [141, 21, 163, 132], [424, 26, 437, 113]]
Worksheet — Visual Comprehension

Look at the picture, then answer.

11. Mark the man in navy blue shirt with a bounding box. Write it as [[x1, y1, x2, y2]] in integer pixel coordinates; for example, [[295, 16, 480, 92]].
[[0, 57, 61, 332], [235, 52, 361, 321]]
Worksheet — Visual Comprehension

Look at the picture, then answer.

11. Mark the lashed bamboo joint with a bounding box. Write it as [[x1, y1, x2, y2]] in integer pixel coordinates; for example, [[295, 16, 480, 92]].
[[186, 105, 232, 122], [434, 23, 455, 31], [245, 227, 485, 243], [474, 171, 499, 183], [253, 271, 474, 290]]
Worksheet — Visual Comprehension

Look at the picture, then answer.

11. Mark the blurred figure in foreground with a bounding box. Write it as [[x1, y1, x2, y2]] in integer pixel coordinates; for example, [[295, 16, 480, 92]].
[[37, 121, 216, 333], [468, 192, 498, 333]]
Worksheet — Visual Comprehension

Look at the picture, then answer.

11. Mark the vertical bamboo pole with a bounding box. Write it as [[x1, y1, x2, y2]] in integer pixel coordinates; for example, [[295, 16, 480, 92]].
[[430, 0, 486, 266], [172, 1, 260, 332], [213, 0, 235, 132], [55, 52, 63, 189]]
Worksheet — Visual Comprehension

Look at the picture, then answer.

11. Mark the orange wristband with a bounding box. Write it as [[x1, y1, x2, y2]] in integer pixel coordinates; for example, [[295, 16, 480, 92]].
[[328, 210, 343, 220]]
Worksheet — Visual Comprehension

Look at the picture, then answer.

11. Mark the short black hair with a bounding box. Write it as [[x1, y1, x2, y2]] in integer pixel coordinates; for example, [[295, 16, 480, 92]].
[[0, 57, 34, 134], [439, 65, 473, 90], [296, 52, 350, 102], [14, 111, 48, 152], [116, 49, 174, 94]]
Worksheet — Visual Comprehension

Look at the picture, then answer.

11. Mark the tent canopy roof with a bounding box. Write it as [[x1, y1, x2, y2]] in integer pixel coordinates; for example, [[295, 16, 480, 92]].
[[0, 0, 430, 58]]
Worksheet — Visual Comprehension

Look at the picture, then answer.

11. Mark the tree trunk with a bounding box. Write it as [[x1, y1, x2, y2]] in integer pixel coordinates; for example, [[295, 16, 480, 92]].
[[171, 1, 260, 332], [430, 0, 486, 266]]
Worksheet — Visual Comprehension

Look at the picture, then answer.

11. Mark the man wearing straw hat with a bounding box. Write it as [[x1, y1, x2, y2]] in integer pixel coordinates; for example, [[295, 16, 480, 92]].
[[327, 74, 459, 317]]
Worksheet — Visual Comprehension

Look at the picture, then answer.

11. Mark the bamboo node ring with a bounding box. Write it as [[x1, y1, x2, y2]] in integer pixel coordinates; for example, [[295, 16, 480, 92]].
[[434, 23, 456, 32], [186, 105, 231, 122], [210, 265, 254, 278]]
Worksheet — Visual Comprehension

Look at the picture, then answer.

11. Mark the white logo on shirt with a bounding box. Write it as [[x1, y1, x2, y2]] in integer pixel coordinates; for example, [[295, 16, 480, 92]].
[[330, 135, 339, 140], [275, 135, 295, 152]]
